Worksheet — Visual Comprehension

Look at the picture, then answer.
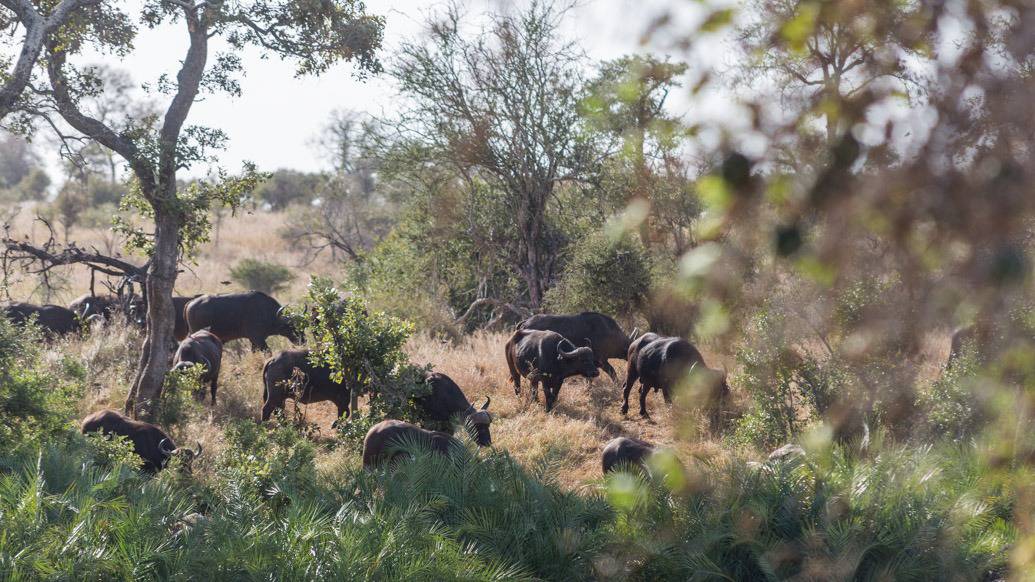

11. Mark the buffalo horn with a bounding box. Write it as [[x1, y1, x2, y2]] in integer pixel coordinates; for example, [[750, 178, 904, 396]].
[[159, 438, 176, 455], [481, 396, 491, 410]]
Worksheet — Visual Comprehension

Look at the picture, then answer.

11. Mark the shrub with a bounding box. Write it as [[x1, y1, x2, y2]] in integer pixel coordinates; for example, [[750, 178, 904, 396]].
[[0, 317, 81, 452], [731, 305, 851, 448], [291, 278, 432, 444], [159, 365, 205, 428], [920, 341, 984, 440], [546, 229, 652, 319], [229, 258, 296, 295]]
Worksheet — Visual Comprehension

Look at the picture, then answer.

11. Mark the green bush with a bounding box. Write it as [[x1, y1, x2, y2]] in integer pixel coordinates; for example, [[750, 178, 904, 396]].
[[159, 365, 205, 428], [920, 342, 984, 440], [292, 278, 432, 444], [229, 258, 296, 295], [0, 435, 1011, 580], [546, 230, 652, 318], [0, 317, 81, 453], [731, 306, 851, 448]]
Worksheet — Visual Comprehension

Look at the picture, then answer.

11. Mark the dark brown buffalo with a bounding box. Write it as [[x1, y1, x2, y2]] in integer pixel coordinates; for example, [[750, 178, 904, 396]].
[[185, 291, 300, 351], [601, 437, 655, 474], [124, 294, 199, 339], [622, 336, 729, 423], [1, 301, 80, 335], [517, 312, 635, 382], [80, 409, 201, 472], [505, 328, 599, 412], [261, 349, 350, 422], [362, 419, 469, 468], [172, 329, 223, 404], [416, 372, 492, 446]]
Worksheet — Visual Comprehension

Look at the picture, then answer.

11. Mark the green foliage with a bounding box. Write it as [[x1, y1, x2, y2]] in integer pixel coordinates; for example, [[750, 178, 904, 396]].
[[604, 443, 1011, 580], [251, 168, 323, 210], [0, 433, 1011, 580], [82, 431, 144, 471], [545, 230, 652, 318], [159, 365, 205, 428], [229, 257, 296, 295], [732, 306, 850, 448], [215, 420, 318, 502], [0, 317, 80, 453], [294, 278, 431, 434], [921, 344, 984, 441]]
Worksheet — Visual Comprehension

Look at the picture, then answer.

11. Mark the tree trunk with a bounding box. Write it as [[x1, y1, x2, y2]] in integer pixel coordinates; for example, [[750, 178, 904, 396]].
[[124, 208, 179, 420], [520, 199, 548, 309]]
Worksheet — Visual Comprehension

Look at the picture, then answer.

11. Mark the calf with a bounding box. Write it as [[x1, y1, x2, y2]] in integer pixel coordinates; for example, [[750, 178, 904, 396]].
[[517, 312, 636, 382], [172, 329, 223, 404], [601, 437, 656, 474], [1, 302, 80, 335], [362, 419, 463, 468], [416, 371, 492, 446], [261, 349, 351, 422], [505, 328, 600, 412], [622, 336, 729, 424], [81, 409, 201, 472]]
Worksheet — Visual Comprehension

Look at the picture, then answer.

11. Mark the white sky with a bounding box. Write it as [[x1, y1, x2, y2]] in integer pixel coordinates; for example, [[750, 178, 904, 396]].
[[61, 0, 720, 177]]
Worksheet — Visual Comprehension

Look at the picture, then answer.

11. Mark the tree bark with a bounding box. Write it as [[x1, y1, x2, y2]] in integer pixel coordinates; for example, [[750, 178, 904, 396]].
[[124, 210, 180, 420]]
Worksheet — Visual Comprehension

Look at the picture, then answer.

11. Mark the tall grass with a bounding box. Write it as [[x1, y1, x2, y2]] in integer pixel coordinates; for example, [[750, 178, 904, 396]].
[[0, 430, 1011, 580]]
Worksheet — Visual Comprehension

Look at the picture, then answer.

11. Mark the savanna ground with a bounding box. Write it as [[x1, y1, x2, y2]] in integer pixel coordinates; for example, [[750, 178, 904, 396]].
[[5, 203, 956, 488]]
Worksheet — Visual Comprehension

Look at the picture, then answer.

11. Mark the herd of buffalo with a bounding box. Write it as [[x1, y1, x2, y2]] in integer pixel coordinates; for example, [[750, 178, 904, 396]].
[[3, 290, 735, 477]]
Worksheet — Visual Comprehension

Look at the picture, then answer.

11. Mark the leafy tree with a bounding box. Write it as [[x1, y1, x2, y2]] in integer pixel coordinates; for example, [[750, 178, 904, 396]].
[[14, 0, 384, 419], [251, 169, 323, 210], [229, 258, 295, 295], [545, 230, 653, 321], [387, 0, 596, 309], [293, 278, 429, 424], [0, 0, 98, 120], [582, 55, 694, 250]]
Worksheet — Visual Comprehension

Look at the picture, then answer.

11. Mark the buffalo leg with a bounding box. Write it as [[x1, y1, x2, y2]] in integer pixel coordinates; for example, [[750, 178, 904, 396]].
[[331, 397, 350, 428], [261, 391, 286, 422], [545, 381, 561, 412], [599, 360, 618, 384], [210, 378, 218, 405], [639, 381, 650, 416], [621, 363, 640, 415], [250, 337, 270, 352], [511, 372, 522, 395]]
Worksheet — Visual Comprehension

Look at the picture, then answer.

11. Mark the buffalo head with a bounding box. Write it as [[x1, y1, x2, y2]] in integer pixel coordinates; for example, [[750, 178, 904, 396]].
[[466, 396, 493, 446], [160, 439, 203, 472], [557, 340, 599, 379], [275, 305, 304, 344]]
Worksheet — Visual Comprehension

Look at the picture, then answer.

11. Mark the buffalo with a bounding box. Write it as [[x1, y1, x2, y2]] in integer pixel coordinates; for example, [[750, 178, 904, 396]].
[[505, 328, 599, 412], [601, 436, 656, 474], [172, 329, 223, 404], [81, 409, 201, 472], [124, 294, 199, 339], [622, 335, 729, 424], [517, 312, 635, 382], [363, 419, 478, 468], [261, 349, 351, 422], [1, 301, 80, 335], [416, 371, 492, 445], [185, 291, 300, 351]]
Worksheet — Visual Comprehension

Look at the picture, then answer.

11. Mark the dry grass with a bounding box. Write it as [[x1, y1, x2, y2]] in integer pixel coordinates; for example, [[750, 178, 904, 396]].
[[7, 201, 956, 491]]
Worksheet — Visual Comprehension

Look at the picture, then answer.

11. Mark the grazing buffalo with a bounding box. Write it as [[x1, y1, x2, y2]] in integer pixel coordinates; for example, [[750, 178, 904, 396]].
[[185, 291, 300, 351], [517, 312, 635, 382], [505, 328, 599, 412], [416, 372, 492, 445], [622, 336, 729, 424], [601, 436, 656, 474], [1, 302, 80, 335], [81, 409, 201, 473], [362, 419, 469, 468], [261, 349, 351, 422], [172, 329, 223, 404]]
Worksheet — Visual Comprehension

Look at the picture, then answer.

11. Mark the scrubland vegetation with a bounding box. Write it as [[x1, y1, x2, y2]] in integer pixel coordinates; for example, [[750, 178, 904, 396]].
[[2, 0, 1034, 579]]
